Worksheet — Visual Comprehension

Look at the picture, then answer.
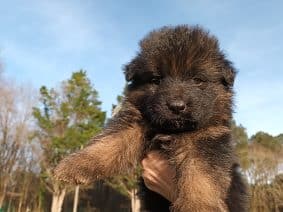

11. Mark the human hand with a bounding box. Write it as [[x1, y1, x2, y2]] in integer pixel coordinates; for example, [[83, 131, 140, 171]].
[[141, 151, 176, 202]]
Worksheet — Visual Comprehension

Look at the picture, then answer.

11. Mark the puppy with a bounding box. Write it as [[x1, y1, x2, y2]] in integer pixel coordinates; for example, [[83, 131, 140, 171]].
[[54, 25, 248, 212]]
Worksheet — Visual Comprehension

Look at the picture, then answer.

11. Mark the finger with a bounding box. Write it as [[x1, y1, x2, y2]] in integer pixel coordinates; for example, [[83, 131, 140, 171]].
[[146, 151, 160, 159], [141, 152, 160, 168], [141, 158, 148, 168], [142, 168, 157, 181]]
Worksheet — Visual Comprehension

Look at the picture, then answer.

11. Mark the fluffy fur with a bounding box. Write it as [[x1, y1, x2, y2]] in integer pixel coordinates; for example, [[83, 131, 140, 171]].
[[54, 25, 248, 212]]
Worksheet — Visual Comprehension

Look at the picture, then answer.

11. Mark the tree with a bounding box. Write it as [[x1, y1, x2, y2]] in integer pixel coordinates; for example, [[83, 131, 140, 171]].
[[231, 120, 250, 171], [231, 121, 283, 211], [0, 74, 36, 210], [32, 70, 105, 212], [275, 134, 283, 144], [248, 132, 283, 211], [105, 169, 142, 212], [272, 174, 283, 211], [251, 131, 282, 153]]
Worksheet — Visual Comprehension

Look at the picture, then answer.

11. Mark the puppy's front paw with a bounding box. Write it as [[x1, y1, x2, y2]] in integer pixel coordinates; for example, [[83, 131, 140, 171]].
[[53, 153, 98, 185]]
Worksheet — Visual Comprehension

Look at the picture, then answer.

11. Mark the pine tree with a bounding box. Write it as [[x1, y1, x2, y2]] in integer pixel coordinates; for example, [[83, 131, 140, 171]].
[[33, 70, 105, 212]]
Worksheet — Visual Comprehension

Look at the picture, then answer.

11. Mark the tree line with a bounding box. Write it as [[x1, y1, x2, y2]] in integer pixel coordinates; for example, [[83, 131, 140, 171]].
[[0, 69, 282, 212], [232, 122, 283, 211]]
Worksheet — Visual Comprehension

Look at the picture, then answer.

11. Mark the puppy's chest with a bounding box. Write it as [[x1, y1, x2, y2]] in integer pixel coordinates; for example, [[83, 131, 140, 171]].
[[143, 129, 233, 164]]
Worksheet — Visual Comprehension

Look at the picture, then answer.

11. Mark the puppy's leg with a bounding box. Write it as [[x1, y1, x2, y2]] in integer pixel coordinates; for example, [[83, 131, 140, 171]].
[[54, 102, 145, 184], [172, 159, 230, 212], [171, 128, 233, 212]]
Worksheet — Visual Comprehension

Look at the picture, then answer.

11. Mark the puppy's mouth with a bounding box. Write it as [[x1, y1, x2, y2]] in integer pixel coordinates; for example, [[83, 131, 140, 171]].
[[144, 101, 199, 132], [157, 119, 197, 132], [146, 113, 197, 132]]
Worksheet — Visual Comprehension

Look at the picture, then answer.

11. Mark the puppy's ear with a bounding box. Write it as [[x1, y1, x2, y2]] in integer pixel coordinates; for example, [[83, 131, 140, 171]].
[[124, 56, 144, 82], [124, 63, 135, 82], [221, 60, 236, 88]]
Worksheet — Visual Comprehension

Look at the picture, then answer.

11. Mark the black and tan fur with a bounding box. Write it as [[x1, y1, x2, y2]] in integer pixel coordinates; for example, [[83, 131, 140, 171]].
[[54, 25, 248, 212]]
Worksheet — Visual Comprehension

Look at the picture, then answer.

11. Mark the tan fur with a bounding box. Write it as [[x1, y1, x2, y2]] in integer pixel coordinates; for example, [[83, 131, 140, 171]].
[[164, 127, 233, 211], [54, 103, 145, 184], [173, 160, 228, 212], [54, 25, 248, 212]]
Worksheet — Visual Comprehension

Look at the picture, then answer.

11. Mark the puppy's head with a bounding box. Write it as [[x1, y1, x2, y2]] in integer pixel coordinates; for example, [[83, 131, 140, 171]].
[[124, 25, 235, 132]]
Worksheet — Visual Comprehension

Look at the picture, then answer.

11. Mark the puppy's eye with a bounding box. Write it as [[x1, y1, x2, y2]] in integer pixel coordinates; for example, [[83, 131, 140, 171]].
[[151, 76, 161, 85], [193, 77, 206, 86]]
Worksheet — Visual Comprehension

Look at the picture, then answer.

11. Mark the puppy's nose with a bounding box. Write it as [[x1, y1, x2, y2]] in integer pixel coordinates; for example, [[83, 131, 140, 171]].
[[167, 100, 186, 113]]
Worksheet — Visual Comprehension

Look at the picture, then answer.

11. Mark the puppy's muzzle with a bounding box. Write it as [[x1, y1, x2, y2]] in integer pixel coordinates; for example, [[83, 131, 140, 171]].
[[167, 99, 186, 114]]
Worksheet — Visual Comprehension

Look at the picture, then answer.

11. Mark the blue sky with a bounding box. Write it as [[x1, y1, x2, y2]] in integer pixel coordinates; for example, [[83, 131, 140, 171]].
[[0, 0, 282, 137]]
